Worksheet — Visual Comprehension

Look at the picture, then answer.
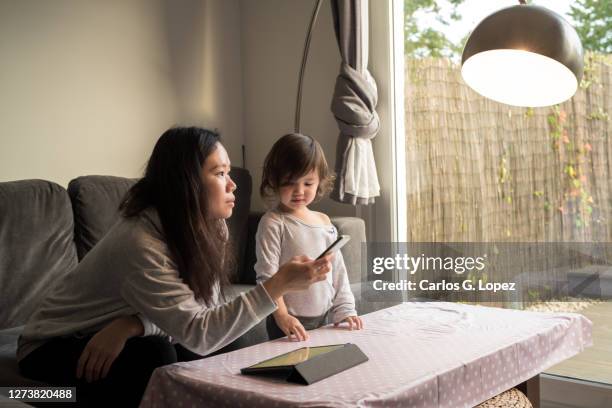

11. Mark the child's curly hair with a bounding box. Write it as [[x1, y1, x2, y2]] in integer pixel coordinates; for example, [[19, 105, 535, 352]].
[[260, 133, 335, 203]]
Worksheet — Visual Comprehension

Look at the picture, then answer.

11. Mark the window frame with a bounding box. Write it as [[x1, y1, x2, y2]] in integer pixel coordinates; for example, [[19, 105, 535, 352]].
[[368, 0, 407, 245]]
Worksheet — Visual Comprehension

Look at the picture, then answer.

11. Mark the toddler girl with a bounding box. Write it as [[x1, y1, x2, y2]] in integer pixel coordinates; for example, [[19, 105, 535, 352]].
[[255, 133, 363, 341]]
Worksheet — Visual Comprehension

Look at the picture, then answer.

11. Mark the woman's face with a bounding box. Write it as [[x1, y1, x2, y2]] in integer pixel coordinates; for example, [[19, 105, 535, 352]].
[[203, 143, 236, 219]]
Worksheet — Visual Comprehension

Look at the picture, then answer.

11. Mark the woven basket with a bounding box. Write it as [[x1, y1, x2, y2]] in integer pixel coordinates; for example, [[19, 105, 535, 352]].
[[475, 388, 533, 408]]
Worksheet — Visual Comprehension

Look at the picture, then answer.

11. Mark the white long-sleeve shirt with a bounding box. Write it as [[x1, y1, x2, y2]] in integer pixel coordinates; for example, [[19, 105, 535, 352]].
[[17, 209, 276, 361], [254, 209, 356, 323]]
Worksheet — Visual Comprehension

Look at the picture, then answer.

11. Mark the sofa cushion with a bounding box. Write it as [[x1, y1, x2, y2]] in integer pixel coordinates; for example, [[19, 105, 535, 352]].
[[68, 175, 136, 260], [226, 168, 251, 283], [0, 180, 78, 329], [243, 212, 265, 284]]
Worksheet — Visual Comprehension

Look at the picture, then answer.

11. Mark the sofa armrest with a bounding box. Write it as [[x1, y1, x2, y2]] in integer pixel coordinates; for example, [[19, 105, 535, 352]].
[[330, 217, 401, 315], [330, 216, 366, 285]]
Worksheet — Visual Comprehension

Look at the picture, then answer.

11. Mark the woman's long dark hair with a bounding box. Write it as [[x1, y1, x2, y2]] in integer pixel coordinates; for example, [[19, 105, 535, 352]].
[[120, 127, 232, 305]]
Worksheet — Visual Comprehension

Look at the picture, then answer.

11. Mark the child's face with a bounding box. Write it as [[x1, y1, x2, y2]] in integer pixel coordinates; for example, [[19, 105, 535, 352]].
[[278, 169, 319, 211]]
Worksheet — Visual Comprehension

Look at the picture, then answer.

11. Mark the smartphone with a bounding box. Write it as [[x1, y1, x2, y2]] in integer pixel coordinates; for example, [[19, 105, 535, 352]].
[[316, 235, 350, 260]]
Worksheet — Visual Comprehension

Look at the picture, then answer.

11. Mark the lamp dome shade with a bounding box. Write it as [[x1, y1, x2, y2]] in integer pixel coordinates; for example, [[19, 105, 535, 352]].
[[461, 5, 584, 107]]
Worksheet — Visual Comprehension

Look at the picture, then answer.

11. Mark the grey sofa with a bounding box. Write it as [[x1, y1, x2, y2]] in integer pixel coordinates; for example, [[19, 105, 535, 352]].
[[0, 168, 366, 388]]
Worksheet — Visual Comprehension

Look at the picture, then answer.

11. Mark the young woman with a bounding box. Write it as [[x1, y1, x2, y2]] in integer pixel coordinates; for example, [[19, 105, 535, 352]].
[[17, 127, 332, 407]]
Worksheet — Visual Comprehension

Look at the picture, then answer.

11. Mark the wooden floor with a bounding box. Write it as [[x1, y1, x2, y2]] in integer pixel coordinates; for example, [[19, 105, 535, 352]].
[[545, 302, 612, 385]]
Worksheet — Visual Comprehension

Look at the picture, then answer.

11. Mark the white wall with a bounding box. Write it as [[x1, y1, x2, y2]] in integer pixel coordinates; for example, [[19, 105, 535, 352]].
[[239, 0, 357, 217], [0, 0, 385, 226], [0, 0, 244, 186], [163, 0, 245, 164]]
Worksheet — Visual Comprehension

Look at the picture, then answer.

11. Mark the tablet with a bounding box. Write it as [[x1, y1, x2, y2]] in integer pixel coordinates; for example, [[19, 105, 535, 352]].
[[241, 344, 346, 372]]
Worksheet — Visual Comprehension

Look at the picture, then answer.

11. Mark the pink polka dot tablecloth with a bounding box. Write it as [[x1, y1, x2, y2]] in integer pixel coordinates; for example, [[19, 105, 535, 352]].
[[140, 302, 592, 408]]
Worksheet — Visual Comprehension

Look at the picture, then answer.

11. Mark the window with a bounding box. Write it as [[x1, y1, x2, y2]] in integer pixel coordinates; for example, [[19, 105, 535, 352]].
[[375, 0, 612, 395]]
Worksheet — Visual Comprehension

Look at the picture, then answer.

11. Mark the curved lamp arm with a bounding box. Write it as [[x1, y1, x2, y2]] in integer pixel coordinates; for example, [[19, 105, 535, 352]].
[[294, 0, 324, 133]]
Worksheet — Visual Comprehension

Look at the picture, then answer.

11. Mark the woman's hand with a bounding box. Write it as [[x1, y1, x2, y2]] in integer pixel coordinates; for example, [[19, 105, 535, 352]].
[[263, 254, 333, 299], [334, 315, 364, 331], [274, 312, 309, 341], [76, 315, 144, 383]]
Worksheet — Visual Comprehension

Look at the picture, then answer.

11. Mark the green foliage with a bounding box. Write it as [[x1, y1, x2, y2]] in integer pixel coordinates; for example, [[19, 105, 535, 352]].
[[569, 0, 612, 53], [404, 0, 466, 58]]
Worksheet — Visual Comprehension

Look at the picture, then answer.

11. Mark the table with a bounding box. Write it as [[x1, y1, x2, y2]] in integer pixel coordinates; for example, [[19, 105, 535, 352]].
[[140, 302, 592, 408]]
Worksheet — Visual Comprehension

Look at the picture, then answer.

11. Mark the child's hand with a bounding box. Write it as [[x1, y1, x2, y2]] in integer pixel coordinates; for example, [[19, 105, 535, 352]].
[[334, 315, 364, 331], [274, 313, 309, 341], [76, 315, 143, 382]]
